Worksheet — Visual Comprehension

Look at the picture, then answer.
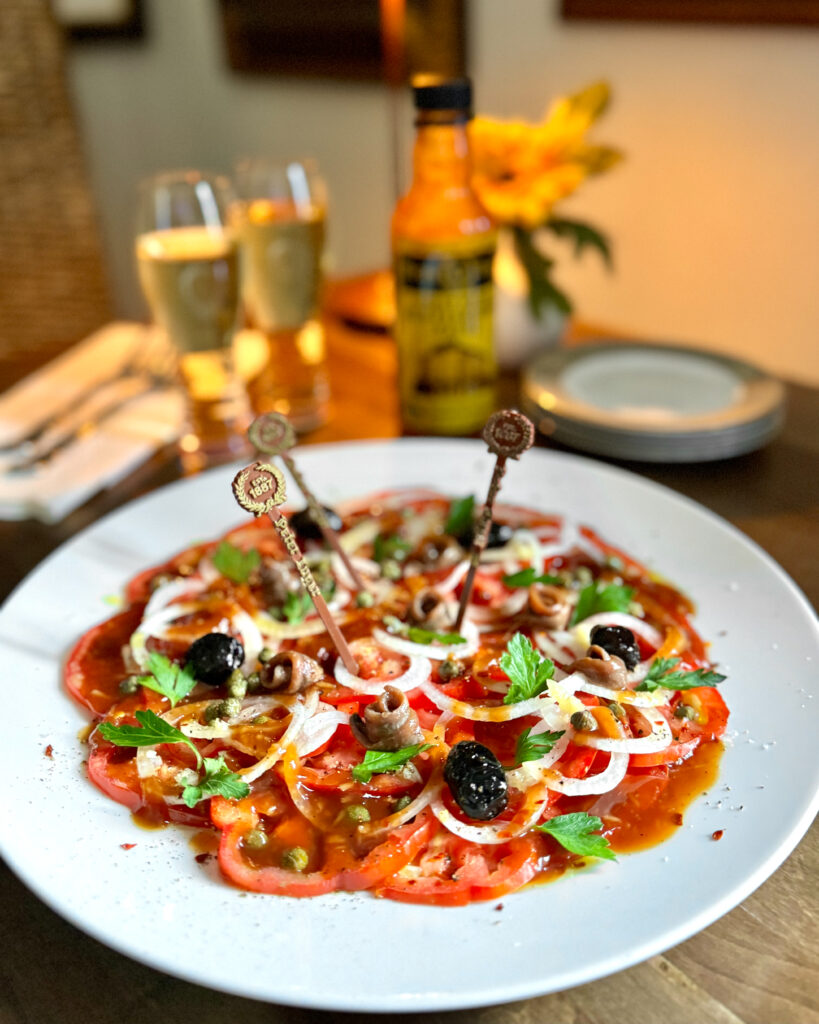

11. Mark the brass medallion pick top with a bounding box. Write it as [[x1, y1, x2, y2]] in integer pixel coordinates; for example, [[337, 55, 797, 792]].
[[454, 410, 535, 632], [247, 412, 297, 457], [248, 413, 366, 593], [231, 461, 359, 675]]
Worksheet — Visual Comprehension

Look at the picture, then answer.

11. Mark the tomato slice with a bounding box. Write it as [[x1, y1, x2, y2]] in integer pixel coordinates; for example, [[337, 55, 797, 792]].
[[377, 828, 543, 906], [300, 730, 419, 796], [630, 686, 729, 767], [65, 605, 145, 715]]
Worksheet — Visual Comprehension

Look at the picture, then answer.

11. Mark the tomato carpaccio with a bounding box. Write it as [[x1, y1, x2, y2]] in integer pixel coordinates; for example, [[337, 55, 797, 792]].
[[66, 489, 728, 904]]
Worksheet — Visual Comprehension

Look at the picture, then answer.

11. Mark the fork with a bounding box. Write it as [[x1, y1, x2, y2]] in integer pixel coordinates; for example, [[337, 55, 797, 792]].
[[0, 340, 168, 455], [3, 350, 177, 476]]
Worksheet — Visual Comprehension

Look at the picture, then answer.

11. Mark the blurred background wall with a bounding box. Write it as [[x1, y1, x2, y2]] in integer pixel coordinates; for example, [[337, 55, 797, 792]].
[[64, 0, 819, 384]]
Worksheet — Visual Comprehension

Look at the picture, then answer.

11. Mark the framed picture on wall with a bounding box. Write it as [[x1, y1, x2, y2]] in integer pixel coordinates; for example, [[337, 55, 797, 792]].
[[50, 0, 145, 41], [218, 0, 465, 81]]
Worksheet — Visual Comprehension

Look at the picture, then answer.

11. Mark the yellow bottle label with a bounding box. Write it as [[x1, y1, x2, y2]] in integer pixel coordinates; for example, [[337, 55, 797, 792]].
[[394, 235, 497, 435]]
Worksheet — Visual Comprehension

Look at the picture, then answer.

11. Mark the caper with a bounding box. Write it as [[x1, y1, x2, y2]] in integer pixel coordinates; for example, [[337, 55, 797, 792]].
[[570, 709, 597, 732], [345, 804, 371, 823], [281, 846, 309, 872], [381, 559, 402, 580], [438, 659, 464, 682], [244, 828, 268, 850], [118, 675, 141, 695], [203, 702, 222, 724], [607, 701, 626, 720], [251, 714, 269, 726], [219, 696, 242, 720], [674, 703, 697, 721], [258, 647, 275, 664], [226, 669, 247, 700], [356, 590, 375, 608], [394, 795, 412, 812], [245, 671, 262, 692]]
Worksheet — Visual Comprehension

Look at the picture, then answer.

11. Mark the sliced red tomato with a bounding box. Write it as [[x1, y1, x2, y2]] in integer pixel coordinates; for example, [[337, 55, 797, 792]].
[[65, 605, 145, 715], [299, 730, 419, 796], [630, 686, 729, 767], [377, 828, 542, 906]]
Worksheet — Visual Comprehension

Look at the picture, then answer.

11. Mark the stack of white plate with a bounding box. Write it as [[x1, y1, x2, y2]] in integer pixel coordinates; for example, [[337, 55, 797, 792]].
[[521, 341, 785, 463]]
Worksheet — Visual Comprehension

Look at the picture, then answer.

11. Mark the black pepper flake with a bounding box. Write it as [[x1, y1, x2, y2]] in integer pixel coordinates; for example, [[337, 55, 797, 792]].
[[195, 853, 212, 864]]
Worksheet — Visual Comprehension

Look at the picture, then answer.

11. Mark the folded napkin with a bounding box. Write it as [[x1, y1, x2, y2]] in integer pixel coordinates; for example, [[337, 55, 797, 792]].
[[0, 322, 184, 523]]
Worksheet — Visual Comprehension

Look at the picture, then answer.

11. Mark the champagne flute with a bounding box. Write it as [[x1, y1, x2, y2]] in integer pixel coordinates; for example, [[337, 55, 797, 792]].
[[135, 170, 251, 469], [232, 157, 330, 433]]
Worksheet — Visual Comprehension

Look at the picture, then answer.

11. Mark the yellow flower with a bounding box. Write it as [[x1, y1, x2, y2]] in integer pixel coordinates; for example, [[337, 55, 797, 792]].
[[469, 81, 622, 229]]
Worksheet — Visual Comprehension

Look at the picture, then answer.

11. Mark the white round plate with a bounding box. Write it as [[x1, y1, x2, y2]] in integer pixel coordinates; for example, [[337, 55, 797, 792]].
[[0, 440, 816, 1013], [522, 342, 785, 462]]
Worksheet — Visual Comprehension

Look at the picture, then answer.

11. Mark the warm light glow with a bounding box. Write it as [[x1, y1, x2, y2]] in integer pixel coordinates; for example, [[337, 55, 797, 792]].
[[380, 0, 406, 86]]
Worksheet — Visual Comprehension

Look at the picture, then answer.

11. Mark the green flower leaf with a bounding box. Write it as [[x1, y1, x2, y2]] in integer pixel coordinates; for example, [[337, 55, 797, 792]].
[[536, 812, 616, 860]]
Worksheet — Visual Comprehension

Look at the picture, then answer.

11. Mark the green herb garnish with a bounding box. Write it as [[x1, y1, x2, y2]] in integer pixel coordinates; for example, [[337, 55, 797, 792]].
[[99, 711, 248, 807], [514, 727, 565, 765], [373, 533, 413, 564], [636, 656, 726, 692], [211, 541, 261, 584], [383, 615, 465, 646], [500, 633, 555, 705], [502, 568, 564, 588], [536, 812, 616, 860], [444, 494, 475, 537], [181, 753, 250, 807], [273, 589, 313, 625], [136, 651, 197, 708], [570, 581, 634, 626], [351, 743, 432, 784]]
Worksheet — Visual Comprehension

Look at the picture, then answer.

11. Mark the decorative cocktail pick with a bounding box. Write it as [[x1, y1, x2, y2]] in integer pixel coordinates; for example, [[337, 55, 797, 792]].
[[232, 461, 359, 675], [453, 410, 536, 632], [248, 413, 366, 593]]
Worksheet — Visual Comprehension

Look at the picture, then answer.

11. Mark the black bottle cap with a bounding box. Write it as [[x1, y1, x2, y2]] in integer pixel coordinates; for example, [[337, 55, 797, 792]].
[[412, 76, 472, 113]]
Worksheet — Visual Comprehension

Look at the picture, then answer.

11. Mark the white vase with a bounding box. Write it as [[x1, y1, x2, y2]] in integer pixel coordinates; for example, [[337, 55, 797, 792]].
[[492, 229, 567, 370]]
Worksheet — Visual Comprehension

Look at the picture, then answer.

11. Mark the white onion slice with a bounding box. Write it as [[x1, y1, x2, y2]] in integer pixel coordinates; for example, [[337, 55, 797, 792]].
[[331, 552, 380, 589], [143, 576, 207, 619], [334, 655, 432, 695], [417, 676, 565, 726], [254, 611, 350, 641], [231, 608, 263, 671], [297, 706, 348, 757], [533, 630, 583, 665], [582, 705, 673, 754], [436, 560, 470, 595], [545, 749, 629, 796], [466, 587, 529, 624], [430, 785, 550, 845], [129, 601, 200, 669], [574, 612, 663, 650], [362, 773, 442, 836], [570, 675, 669, 708], [240, 689, 318, 783], [371, 619, 478, 661]]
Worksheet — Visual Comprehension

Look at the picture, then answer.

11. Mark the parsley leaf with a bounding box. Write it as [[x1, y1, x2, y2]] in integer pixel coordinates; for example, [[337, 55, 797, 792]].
[[637, 656, 726, 692], [273, 589, 313, 625], [373, 533, 412, 564], [383, 616, 465, 646], [137, 651, 197, 707], [98, 709, 200, 764], [536, 812, 616, 860], [502, 568, 563, 588], [211, 541, 261, 584], [570, 581, 634, 626], [444, 495, 475, 537], [514, 727, 565, 765], [181, 754, 249, 807], [351, 743, 432, 784], [408, 626, 466, 645], [500, 633, 555, 705]]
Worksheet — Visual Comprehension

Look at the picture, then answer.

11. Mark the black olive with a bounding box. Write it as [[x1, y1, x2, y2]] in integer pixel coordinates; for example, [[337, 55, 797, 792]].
[[589, 624, 640, 670], [443, 740, 508, 821], [455, 520, 514, 550], [185, 633, 245, 687], [289, 505, 342, 541]]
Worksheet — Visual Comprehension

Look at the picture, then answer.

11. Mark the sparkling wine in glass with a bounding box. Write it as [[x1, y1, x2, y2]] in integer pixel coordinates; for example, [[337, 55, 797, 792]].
[[232, 157, 330, 433], [135, 170, 251, 468]]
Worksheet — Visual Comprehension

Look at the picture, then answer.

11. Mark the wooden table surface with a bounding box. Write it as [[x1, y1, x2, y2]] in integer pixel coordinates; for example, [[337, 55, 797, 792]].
[[1, 316, 817, 1024]]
